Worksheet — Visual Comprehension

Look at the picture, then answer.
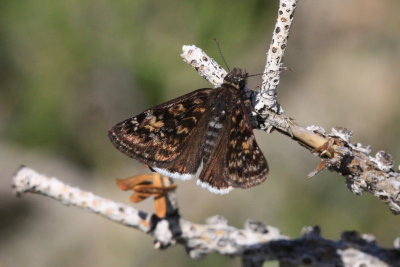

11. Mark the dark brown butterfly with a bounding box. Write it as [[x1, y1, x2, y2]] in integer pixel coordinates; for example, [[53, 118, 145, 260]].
[[108, 68, 269, 194]]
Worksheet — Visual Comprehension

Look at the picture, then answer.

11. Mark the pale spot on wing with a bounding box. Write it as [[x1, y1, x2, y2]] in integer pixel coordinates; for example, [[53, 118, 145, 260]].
[[194, 107, 206, 113], [176, 125, 190, 134], [168, 103, 187, 114], [144, 116, 164, 131], [242, 141, 250, 150]]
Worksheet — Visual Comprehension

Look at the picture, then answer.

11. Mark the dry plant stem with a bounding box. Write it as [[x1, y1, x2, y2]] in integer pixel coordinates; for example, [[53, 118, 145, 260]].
[[12, 167, 400, 266], [256, 0, 298, 113]]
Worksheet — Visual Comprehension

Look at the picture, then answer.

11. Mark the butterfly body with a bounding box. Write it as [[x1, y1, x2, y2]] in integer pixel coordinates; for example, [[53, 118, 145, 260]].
[[109, 68, 269, 194]]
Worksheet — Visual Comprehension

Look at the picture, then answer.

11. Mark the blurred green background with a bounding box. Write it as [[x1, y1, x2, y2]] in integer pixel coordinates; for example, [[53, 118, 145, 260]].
[[1, 1, 400, 266]]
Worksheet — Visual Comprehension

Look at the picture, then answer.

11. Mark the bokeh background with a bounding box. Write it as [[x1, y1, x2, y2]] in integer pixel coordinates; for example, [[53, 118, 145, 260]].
[[1, 1, 400, 266]]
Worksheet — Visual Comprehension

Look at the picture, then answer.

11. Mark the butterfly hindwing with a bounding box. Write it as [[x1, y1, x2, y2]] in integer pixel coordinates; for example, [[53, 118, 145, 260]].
[[226, 98, 269, 188], [108, 88, 214, 178]]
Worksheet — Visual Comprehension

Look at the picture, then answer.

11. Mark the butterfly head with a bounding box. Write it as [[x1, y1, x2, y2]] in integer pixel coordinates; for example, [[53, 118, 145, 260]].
[[223, 68, 248, 90]]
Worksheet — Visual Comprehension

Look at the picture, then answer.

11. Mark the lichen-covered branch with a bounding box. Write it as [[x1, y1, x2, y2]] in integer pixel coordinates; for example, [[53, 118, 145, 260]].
[[179, 0, 400, 214], [256, 0, 298, 114], [12, 166, 153, 232], [12, 167, 400, 266], [181, 45, 227, 88], [180, 44, 400, 215]]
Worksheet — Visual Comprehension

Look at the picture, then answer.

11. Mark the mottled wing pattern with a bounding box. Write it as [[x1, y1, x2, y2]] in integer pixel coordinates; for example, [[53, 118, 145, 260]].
[[109, 67, 269, 194], [196, 88, 268, 193], [226, 98, 269, 188], [108, 88, 213, 178]]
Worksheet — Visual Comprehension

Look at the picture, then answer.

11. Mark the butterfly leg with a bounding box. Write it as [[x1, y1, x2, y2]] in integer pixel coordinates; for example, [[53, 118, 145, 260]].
[[308, 138, 339, 178], [115, 173, 177, 218], [313, 137, 336, 158]]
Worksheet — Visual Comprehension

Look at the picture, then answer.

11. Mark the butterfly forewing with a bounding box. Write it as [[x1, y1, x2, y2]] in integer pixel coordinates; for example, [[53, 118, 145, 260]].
[[108, 88, 214, 178]]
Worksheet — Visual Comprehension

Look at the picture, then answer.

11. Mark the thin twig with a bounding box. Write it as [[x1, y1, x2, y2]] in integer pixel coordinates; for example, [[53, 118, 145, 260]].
[[256, 0, 298, 114]]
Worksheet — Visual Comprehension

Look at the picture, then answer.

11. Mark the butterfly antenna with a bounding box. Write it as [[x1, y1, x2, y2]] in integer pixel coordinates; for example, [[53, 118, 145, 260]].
[[247, 73, 263, 78], [213, 38, 230, 72], [248, 66, 292, 78]]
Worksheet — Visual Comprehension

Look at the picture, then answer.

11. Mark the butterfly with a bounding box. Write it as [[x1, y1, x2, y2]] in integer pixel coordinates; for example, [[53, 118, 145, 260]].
[[108, 68, 269, 194]]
